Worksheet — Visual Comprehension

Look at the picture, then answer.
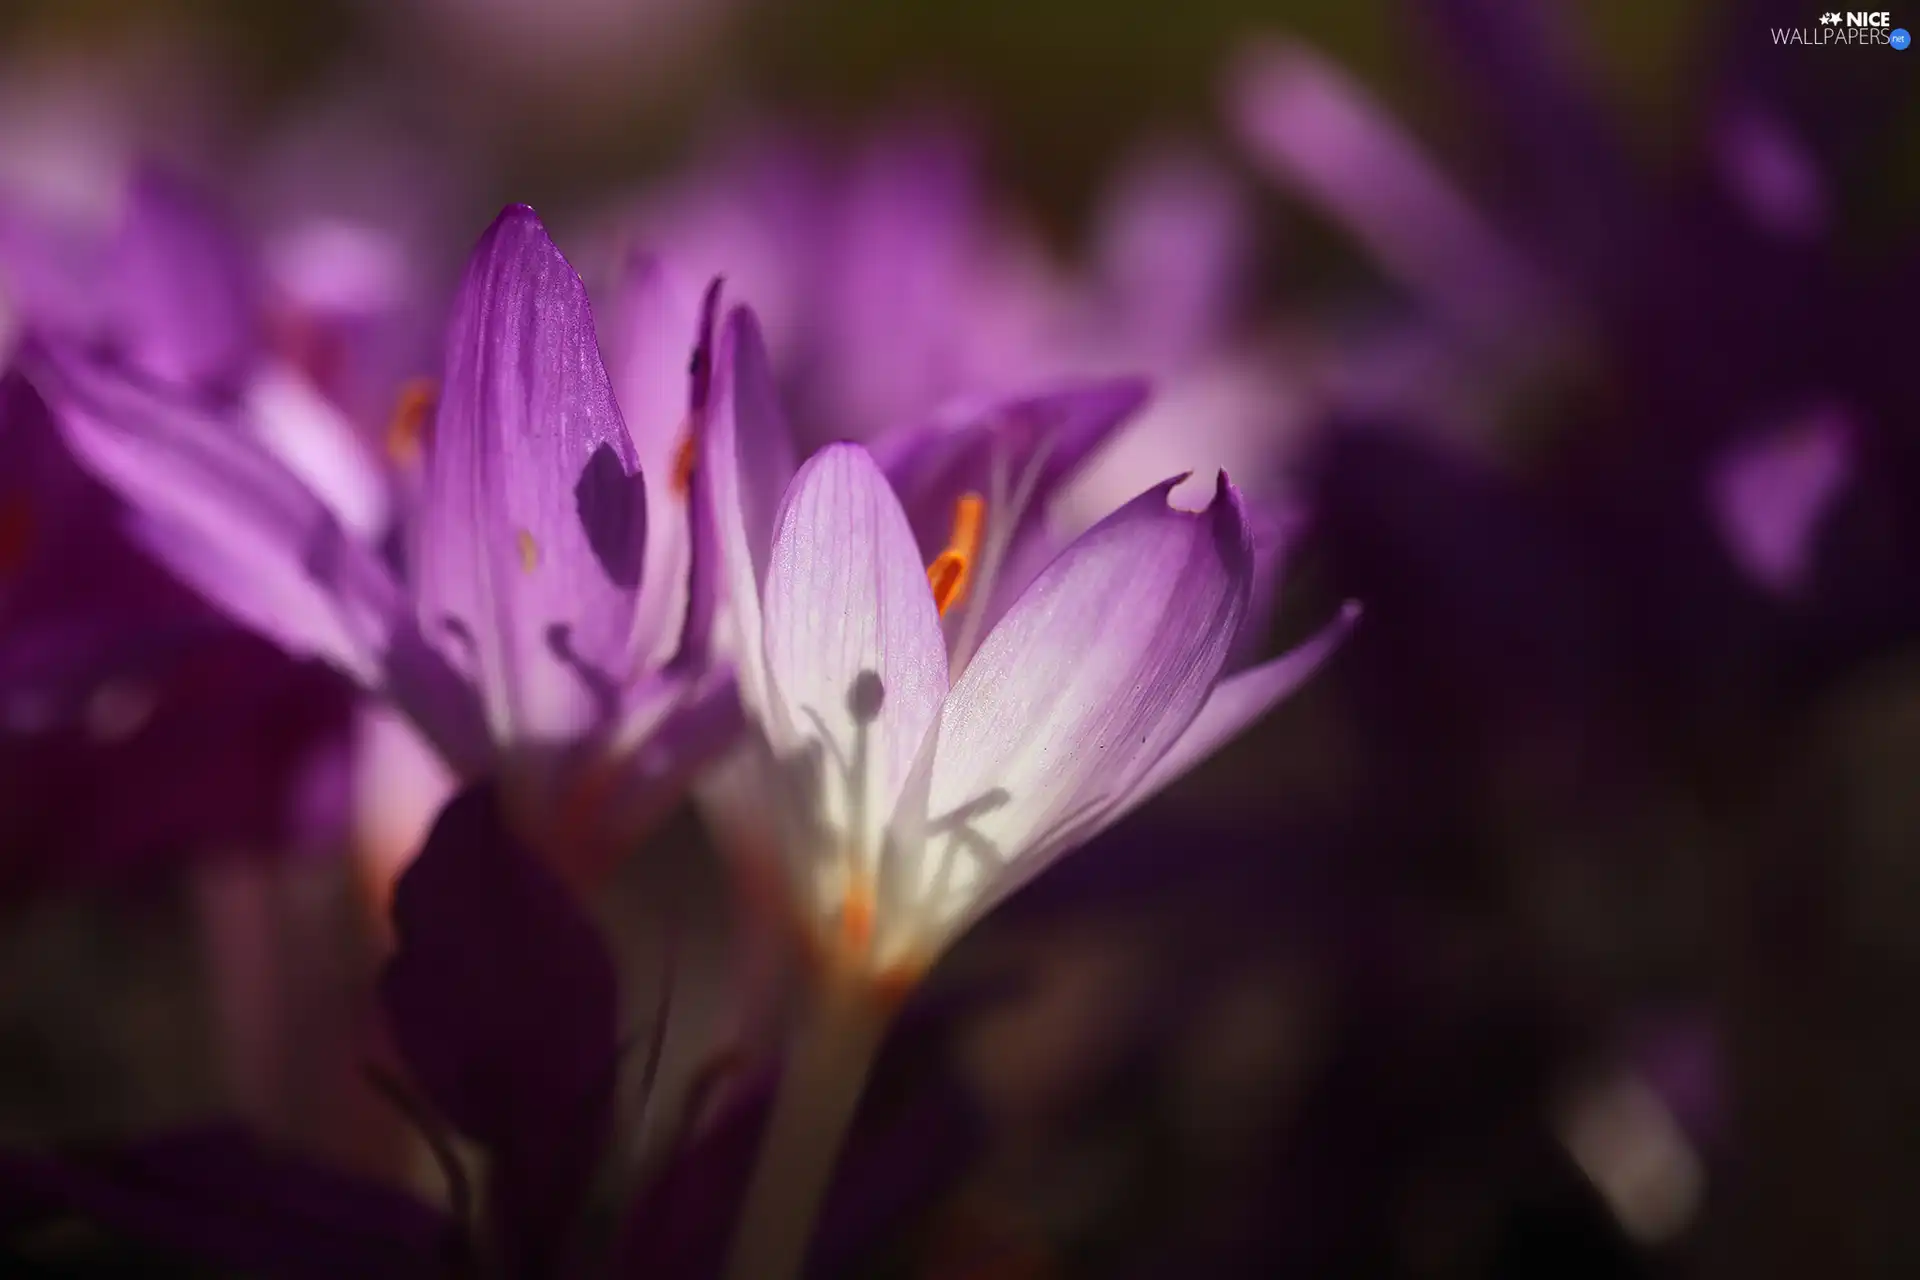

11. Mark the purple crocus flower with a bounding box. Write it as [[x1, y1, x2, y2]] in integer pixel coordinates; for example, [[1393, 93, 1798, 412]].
[[0, 167, 379, 892], [699, 306, 1355, 1280], [1228, 6, 1912, 633], [0, 373, 353, 894], [702, 309, 1358, 990], [31, 206, 733, 885]]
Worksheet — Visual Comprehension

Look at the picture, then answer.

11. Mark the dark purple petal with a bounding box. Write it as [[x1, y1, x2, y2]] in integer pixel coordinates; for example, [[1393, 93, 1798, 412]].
[[871, 377, 1149, 649], [874, 377, 1149, 558], [379, 781, 620, 1274]]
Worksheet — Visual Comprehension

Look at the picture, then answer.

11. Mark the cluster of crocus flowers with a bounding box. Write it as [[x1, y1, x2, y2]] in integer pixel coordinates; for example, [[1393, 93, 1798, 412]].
[[29, 206, 732, 885], [28, 191, 1357, 1276]]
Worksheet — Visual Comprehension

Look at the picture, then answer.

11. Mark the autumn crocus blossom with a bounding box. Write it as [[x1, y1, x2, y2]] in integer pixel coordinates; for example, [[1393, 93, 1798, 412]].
[[705, 314, 1358, 993], [31, 206, 731, 881], [703, 307, 1355, 1280]]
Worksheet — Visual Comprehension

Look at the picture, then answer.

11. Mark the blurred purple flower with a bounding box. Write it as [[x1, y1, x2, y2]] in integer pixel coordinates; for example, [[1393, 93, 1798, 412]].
[[31, 206, 735, 885], [621, 125, 1314, 637], [0, 173, 367, 891], [1234, 0, 1920, 715]]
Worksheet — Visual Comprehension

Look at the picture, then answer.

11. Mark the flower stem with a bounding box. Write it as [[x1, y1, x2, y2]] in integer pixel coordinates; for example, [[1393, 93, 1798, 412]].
[[723, 977, 891, 1280]]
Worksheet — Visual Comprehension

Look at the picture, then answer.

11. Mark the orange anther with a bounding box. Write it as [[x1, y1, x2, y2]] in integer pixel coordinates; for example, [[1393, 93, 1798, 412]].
[[926, 492, 986, 618], [385, 378, 437, 467], [515, 528, 539, 573], [671, 429, 698, 498], [839, 875, 877, 957]]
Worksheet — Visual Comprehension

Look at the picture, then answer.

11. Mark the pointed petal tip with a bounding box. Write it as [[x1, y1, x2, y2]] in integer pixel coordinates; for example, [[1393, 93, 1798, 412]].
[[721, 299, 768, 348], [483, 203, 548, 239], [469, 205, 581, 281]]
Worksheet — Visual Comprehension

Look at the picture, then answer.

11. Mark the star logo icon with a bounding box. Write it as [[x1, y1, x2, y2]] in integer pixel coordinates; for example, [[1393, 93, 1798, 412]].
[[1821, 11, 1842, 21]]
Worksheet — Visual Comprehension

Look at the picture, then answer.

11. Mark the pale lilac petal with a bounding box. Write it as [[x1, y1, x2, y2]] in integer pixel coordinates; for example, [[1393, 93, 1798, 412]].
[[1229, 40, 1539, 339], [26, 341, 403, 686], [762, 444, 949, 858], [605, 251, 704, 466], [351, 707, 458, 891], [602, 258, 709, 670], [1109, 600, 1360, 825], [927, 474, 1255, 908], [1706, 407, 1854, 599], [413, 206, 646, 747], [243, 364, 393, 543], [698, 304, 796, 721]]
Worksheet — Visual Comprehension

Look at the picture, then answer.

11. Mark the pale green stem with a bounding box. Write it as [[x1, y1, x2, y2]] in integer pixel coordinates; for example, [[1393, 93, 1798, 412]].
[[723, 978, 893, 1280]]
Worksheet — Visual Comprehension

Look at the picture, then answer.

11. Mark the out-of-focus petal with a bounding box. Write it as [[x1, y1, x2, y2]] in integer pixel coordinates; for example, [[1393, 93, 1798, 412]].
[[819, 126, 983, 433], [1094, 143, 1253, 362], [926, 474, 1254, 918], [1109, 600, 1360, 825], [1706, 406, 1854, 599], [113, 168, 257, 390], [1712, 106, 1830, 243], [762, 444, 949, 859], [413, 206, 646, 747], [699, 304, 796, 721], [380, 781, 618, 1275], [1229, 40, 1539, 340], [352, 707, 459, 901], [26, 341, 403, 686], [244, 364, 393, 542]]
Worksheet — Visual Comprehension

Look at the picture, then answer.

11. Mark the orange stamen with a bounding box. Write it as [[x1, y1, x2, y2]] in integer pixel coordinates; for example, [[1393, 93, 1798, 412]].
[[515, 528, 539, 572], [926, 492, 986, 618], [839, 875, 877, 956], [385, 378, 437, 467], [671, 429, 698, 498], [0, 492, 35, 578]]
